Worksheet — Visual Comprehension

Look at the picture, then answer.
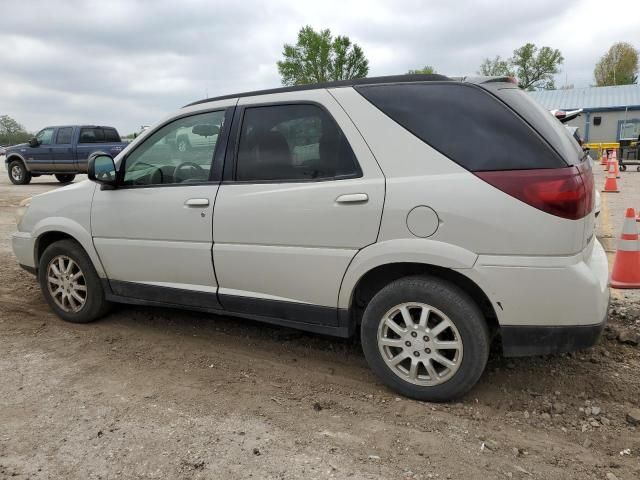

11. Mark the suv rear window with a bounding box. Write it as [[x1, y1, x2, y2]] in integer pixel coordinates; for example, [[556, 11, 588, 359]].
[[493, 86, 583, 165], [356, 83, 567, 171]]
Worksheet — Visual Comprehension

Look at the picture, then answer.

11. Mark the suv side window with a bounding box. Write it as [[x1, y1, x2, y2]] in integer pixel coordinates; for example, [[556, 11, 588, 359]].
[[123, 110, 224, 186], [36, 128, 55, 145], [235, 104, 361, 181], [56, 127, 73, 144]]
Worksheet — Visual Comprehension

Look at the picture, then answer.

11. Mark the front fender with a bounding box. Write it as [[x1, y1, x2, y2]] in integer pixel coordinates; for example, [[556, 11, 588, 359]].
[[338, 239, 478, 309], [32, 217, 106, 278]]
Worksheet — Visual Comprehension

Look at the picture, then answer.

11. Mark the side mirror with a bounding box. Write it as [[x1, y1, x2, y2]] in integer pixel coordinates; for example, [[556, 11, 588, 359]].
[[192, 124, 219, 137], [28, 137, 40, 147], [88, 152, 117, 187]]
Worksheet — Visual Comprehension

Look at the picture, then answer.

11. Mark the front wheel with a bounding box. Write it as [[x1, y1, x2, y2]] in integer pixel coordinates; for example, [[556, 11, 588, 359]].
[[361, 275, 490, 402], [38, 239, 111, 323], [8, 159, 32, 185], [55, 174, 76, 183]]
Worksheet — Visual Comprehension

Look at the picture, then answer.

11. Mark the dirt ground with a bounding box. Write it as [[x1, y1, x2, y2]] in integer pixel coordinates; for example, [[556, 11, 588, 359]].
[[1, 158, 639, 480]]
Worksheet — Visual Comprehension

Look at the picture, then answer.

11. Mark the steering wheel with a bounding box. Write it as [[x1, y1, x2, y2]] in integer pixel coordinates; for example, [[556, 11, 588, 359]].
[[173, 161, 206, 182]]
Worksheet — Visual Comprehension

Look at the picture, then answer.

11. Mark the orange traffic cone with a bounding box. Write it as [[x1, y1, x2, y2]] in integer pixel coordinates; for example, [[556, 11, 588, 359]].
[[599, 150, 608, 166], [602, 162, 619, 193], [610, 208, 640, 289], [637, 210, 640, 223], [612, 158, 620, 178]]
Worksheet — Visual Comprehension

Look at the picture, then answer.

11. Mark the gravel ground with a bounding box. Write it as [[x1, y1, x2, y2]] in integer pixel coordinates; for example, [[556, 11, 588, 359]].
[[0, 157, 639, 480]]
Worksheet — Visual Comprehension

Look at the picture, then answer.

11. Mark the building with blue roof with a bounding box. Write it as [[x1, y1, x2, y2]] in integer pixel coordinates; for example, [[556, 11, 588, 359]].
[[529, 84, 640, 143]]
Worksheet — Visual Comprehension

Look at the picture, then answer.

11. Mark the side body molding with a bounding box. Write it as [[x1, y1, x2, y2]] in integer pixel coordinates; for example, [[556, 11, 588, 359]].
[[338, 239, 478, 309]]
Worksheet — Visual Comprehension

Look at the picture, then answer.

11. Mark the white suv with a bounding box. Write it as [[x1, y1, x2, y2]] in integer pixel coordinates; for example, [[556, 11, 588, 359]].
[[12, 75, 609, 401]]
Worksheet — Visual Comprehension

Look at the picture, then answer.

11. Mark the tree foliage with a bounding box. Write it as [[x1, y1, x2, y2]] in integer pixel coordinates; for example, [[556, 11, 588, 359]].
[[478, 56, 513, 77], [0, 115, 31, 146], [277, 26, 369, 86], [511, 43, 563, 90], [407, 65, 436, 75], [478, 43, 563, 90], [594, 42, 639, 86]]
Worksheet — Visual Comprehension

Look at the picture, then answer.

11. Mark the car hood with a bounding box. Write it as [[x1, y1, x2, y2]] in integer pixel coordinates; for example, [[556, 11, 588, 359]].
[[5, 143, 29, 152]]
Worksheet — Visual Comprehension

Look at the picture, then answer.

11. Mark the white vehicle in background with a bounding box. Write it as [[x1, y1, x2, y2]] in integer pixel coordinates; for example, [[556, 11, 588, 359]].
[[174, 123, 219, 152], [11, 74, 607, 401]]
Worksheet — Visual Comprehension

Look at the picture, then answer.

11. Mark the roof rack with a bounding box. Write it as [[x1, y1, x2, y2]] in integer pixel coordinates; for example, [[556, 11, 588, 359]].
[[183, 73, 451, 107]]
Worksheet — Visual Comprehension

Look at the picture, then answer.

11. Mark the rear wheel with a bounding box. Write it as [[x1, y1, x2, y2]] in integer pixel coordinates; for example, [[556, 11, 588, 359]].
[[55, 174, 76, 183], [361, 275, 490, 402], [8, 159, 31, 185], [38, 239, 111, 323]]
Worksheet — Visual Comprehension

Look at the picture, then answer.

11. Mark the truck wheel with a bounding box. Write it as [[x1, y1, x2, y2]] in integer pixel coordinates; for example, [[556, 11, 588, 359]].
[[8, 159, 32, 185], [360, 275, 490, 402], [55, 174, 76, 183], [38, 239, 111, 323]]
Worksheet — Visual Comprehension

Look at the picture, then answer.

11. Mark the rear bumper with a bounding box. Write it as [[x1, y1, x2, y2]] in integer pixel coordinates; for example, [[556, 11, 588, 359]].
[[501, 313, 607, 357], [465, 238, 610, 356]]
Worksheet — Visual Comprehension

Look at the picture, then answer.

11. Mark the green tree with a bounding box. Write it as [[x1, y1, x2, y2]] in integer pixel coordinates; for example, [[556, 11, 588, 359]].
[[478, 44, 563, 90], [511, 43, 563, 90], [277, 26, 369, 86], [0, 115, 31, 146], [594, 42, 639, 86], [407, 65, 436, 74], [477, 55, 513, 77]]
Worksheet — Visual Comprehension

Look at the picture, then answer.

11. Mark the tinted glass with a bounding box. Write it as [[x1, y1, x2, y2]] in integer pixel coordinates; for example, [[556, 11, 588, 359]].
[[492, 86, 583, 165], [79, 128, 104, 143], [123, 110, 224, 186], [103, 128, 121, 142], [56, 127, 73, 144], [357, 83, 567, 171], [36, 128, 54, 145], [236, 104, 360, 181]]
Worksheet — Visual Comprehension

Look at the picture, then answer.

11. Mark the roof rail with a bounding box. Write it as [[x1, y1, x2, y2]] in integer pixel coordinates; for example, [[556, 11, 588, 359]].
[[183, 73, 452, 107]]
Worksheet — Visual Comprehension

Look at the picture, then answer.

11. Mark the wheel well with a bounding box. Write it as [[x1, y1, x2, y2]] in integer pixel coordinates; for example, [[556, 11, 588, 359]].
[[7, 155, 26, 167], [35, 231, 76, 266], [350, 263, 499, 334]]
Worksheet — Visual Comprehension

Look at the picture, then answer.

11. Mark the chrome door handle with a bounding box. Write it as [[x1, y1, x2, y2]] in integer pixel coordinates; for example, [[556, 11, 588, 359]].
[[335, 193, 368, 204], [184, 198, 209, 207]]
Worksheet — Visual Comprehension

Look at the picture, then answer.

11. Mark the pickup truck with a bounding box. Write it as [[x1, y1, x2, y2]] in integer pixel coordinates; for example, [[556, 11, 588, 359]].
[[4, 125, 127, 185]]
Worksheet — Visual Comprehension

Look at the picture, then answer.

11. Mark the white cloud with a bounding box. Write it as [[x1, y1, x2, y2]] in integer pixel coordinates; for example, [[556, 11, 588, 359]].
[[0, 0, 637, 134]]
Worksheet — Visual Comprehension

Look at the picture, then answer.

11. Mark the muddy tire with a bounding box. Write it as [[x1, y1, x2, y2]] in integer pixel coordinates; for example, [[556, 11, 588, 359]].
[[361, 275, 490, 402], [38, 239, 111, 323]]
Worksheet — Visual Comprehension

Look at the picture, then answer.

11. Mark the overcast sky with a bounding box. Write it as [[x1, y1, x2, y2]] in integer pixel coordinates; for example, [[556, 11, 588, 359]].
[[0, 0, 637, 134]]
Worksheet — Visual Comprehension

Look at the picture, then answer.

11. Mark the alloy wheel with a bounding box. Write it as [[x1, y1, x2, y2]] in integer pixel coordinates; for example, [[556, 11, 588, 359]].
[[377, 302, 463, 386], [46, 255, 87, 313]]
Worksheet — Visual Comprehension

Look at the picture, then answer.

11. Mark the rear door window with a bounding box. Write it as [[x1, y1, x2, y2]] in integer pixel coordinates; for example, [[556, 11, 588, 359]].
[[103, 128, 121, 142], [55, 127, 73, 144], [235, 104, 361, 181], [356, 83, 567, 171], [79, 128, 104, 143]]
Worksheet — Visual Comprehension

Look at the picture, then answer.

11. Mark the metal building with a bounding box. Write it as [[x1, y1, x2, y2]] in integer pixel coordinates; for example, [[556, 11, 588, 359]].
[[529, 84, 640, 143]]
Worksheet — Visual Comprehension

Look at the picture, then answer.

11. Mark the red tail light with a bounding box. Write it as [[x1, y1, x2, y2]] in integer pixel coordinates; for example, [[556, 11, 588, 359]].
[[475, 163, 593, 220]]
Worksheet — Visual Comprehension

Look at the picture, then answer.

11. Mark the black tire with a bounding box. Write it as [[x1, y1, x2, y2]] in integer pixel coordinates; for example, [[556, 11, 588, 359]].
[[619, 164, 627, 172], [38, 239, 111, 323], [361, 275, 490, 402], [55, 174, 76, 183], [8, 159, 32, 185]]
